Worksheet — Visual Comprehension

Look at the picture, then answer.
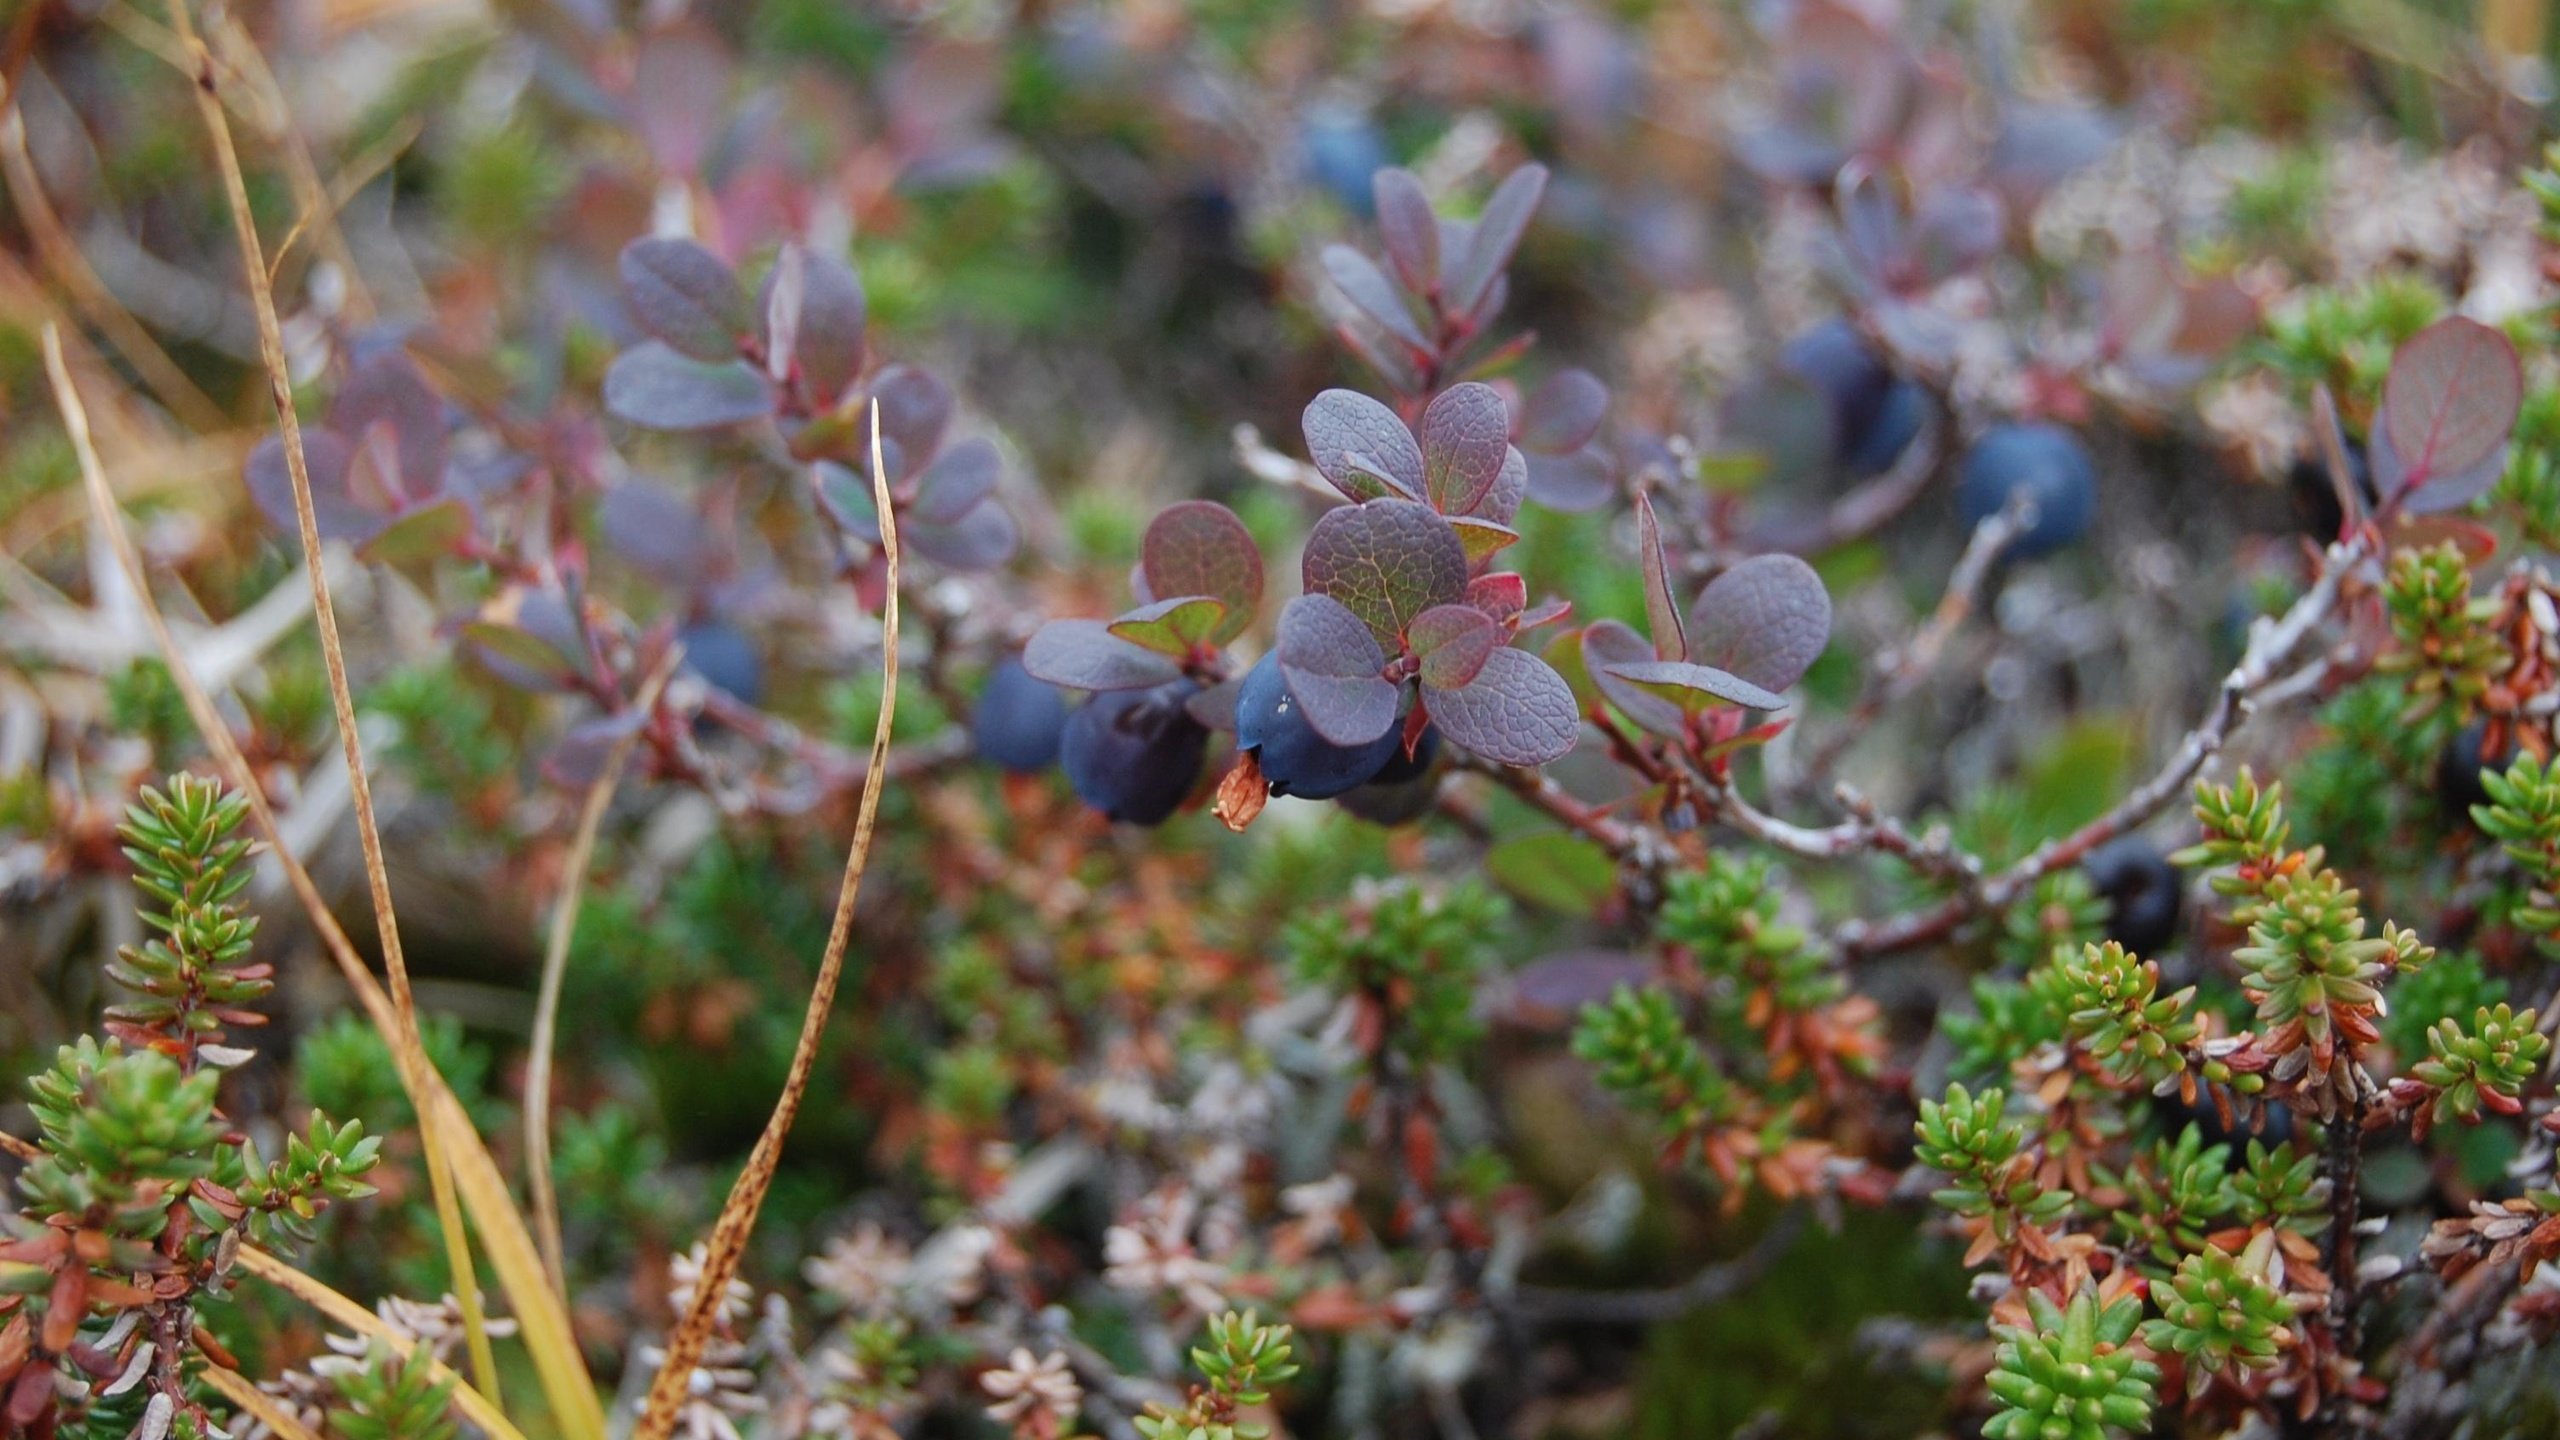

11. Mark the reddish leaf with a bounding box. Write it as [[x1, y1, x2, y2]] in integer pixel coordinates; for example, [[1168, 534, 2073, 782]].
[[331, 352, 447, 499], [1581, 618, 1683, 737], [906, 502, 1020, 571], [1426, 646, 1579, 766], [1634, 490, 1686, 661], [622, 237, 749, 363], [1468, 571, 1528, 626], [1024, 619, 1184, 691], [1519, 370, 1608, 454], [1323, 244, 1430, 353], [2378, 317, 2522, 512], [1304, 389, 1425, 501], [1302, 499, 1469, 651], [356, 498, 471, 566], [1479, 445, 1529, 524], [1374, 168, 1439, 294], [1689, 554, 1833, 692], [1445, 163, 1548, 317], [1421, 382, 1511, 515], [246, 431, 382, 544], [1277, 594, 1399, 746], [1411, 604, 1498, 690], [1601, 659, 1787, 713], [1142, 501, 1264, 642], [911, 438, 1001, 525], [867, 364, 954, 475], [1109, 597, 1230, 658], [605, 343, 775, 430], [761, 243, 868, 403]]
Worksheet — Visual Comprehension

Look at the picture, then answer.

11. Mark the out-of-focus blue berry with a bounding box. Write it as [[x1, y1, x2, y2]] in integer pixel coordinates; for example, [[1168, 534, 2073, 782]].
[[973, 656, 1069, 773], [1060, 680, 1208, 825], [677, 621, 765, 706], [1956, 423, 2096, 558]]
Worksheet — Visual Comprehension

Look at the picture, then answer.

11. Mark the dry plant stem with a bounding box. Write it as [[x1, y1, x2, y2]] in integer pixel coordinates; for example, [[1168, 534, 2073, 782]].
[[48, 326, 607, 1440], [1833, 530, 2375, 960], [231, 1247, 527, 1440], [1504, 1206, 1805, 1324], [0, 91, 227, 431], [155, 3, 501, 1403], [526, 649, 684, 1299], [1798, 502, 2022, 787], [198, 1363, 326, 1440], [633, 406, 903, 1440], [0, 1129, 36, 1162]]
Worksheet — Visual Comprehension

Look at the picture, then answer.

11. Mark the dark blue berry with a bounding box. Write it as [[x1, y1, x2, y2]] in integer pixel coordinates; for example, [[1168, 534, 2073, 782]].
[[1060, 681, 1209, 825], [1846, 379, 1925, 476], [1780, 319, 1896, 468], [2084, 838, 2182, 958], [1301, 104, 1389, 214], [1235, 653, 1401, 800], [1956, 423, 2096, 557], [677, 621, 765, 706], [973, 656, 1069, 774], [2437, 722, 2511, 821], [1368, 725, 1439, 787]]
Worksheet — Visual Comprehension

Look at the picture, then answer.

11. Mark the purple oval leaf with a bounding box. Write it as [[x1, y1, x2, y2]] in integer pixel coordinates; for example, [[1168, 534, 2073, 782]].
[[1304, 389, 1425, 501], [621, 237, 749, 363], [1525, 449, 1615, 512], [1374, 168, 1439, 294], [1276, 594, 1399, 746], [1689, 554, 1833, 693], [1427, 646, 1579, 767], [1520, 370, 1609, 454], [331, 352, 447, 499], [1142, 501, 1264, 642], [1581, 618, 1684, 738], [763, 243, 868, 404], [1445, 163, 1547, 317], [867, 364, 954, 475], [912, 438, 1001, 526], [906, 502, 1020, 571], [1411, 603, 1499, 691], [604, 343, 776, 430], [1322, 244, 1430, 353], [1601, 659, 1788, 714], [1023, 618, 1184, 691], [1421, 382, 1511, 515], [2380, 316, 2522, 508], [246, 430, 382, 543], [1302, 498, 1470, 651]]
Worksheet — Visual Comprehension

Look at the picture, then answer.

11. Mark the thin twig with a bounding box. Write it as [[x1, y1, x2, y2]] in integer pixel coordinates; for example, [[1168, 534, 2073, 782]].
[[1835, 530, 2375, 960], [48, 325, 604, 1440], [156, 1, 501, 1400], [0, 1129, 36, 1162], [634, 404, 903, 1440], [1503, 1206, 1806, 1324], [527, 647, 683, 1299]]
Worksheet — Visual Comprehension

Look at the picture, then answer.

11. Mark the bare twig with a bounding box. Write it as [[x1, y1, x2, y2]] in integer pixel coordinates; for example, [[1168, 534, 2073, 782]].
[[1503, 1206, 1805, 1324], [527, 647, 683, 1298], [1835, 531, 2375, 960], [157, 0, 501, 1399], [634, 405, 903, 1440]]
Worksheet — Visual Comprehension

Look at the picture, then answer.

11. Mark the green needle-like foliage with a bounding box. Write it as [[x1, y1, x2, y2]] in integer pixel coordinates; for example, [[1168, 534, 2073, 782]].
[[2411, 1003, 2549, 1125], [2054, 942, 2205, 1092], [1914, 1084, 2071, 1245], [18, 1040, 223, 1240], [110, 776, 270, 1064], [2377, 543, 2508, 721], [1658, 855, 1841, 1011], [1136, 1310, 1302, 1440], [2475, 754, 2560, 935], [2102, 1126, 2235, 1271], [1982, 1286, 2159, 1440], [328, 1341, 461, 1440], [1288, 882, 1507, 1063], [2140, 1242, 2296, 1385], [1575, 986, 1736, 1143], [2226, 1140, 2330, 1237]]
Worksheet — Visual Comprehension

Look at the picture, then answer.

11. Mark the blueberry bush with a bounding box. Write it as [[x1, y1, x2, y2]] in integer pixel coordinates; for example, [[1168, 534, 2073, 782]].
[[10, 2, 2560, 1438]]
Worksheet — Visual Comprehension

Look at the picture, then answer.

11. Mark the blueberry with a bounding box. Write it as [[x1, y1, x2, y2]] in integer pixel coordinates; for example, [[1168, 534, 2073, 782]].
[[2437, 722, 2512, 821], [2084, 838, 2182, 958], [677, 621, 765, 706], [1300, 104, 1389, 215], [973, 656, 1070, 773], [1060, 681, 1209, 825], [1955, 423, 2096, 557], [1780, 319, 1896, 466], [1846, 379, 1925, 476], [1235, 653, 1401, 800]]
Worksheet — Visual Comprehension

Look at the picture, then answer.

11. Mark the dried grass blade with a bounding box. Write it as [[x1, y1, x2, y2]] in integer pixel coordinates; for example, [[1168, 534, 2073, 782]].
[[631, 404, 902, 1440], [230, 1247, 529, 1440]]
